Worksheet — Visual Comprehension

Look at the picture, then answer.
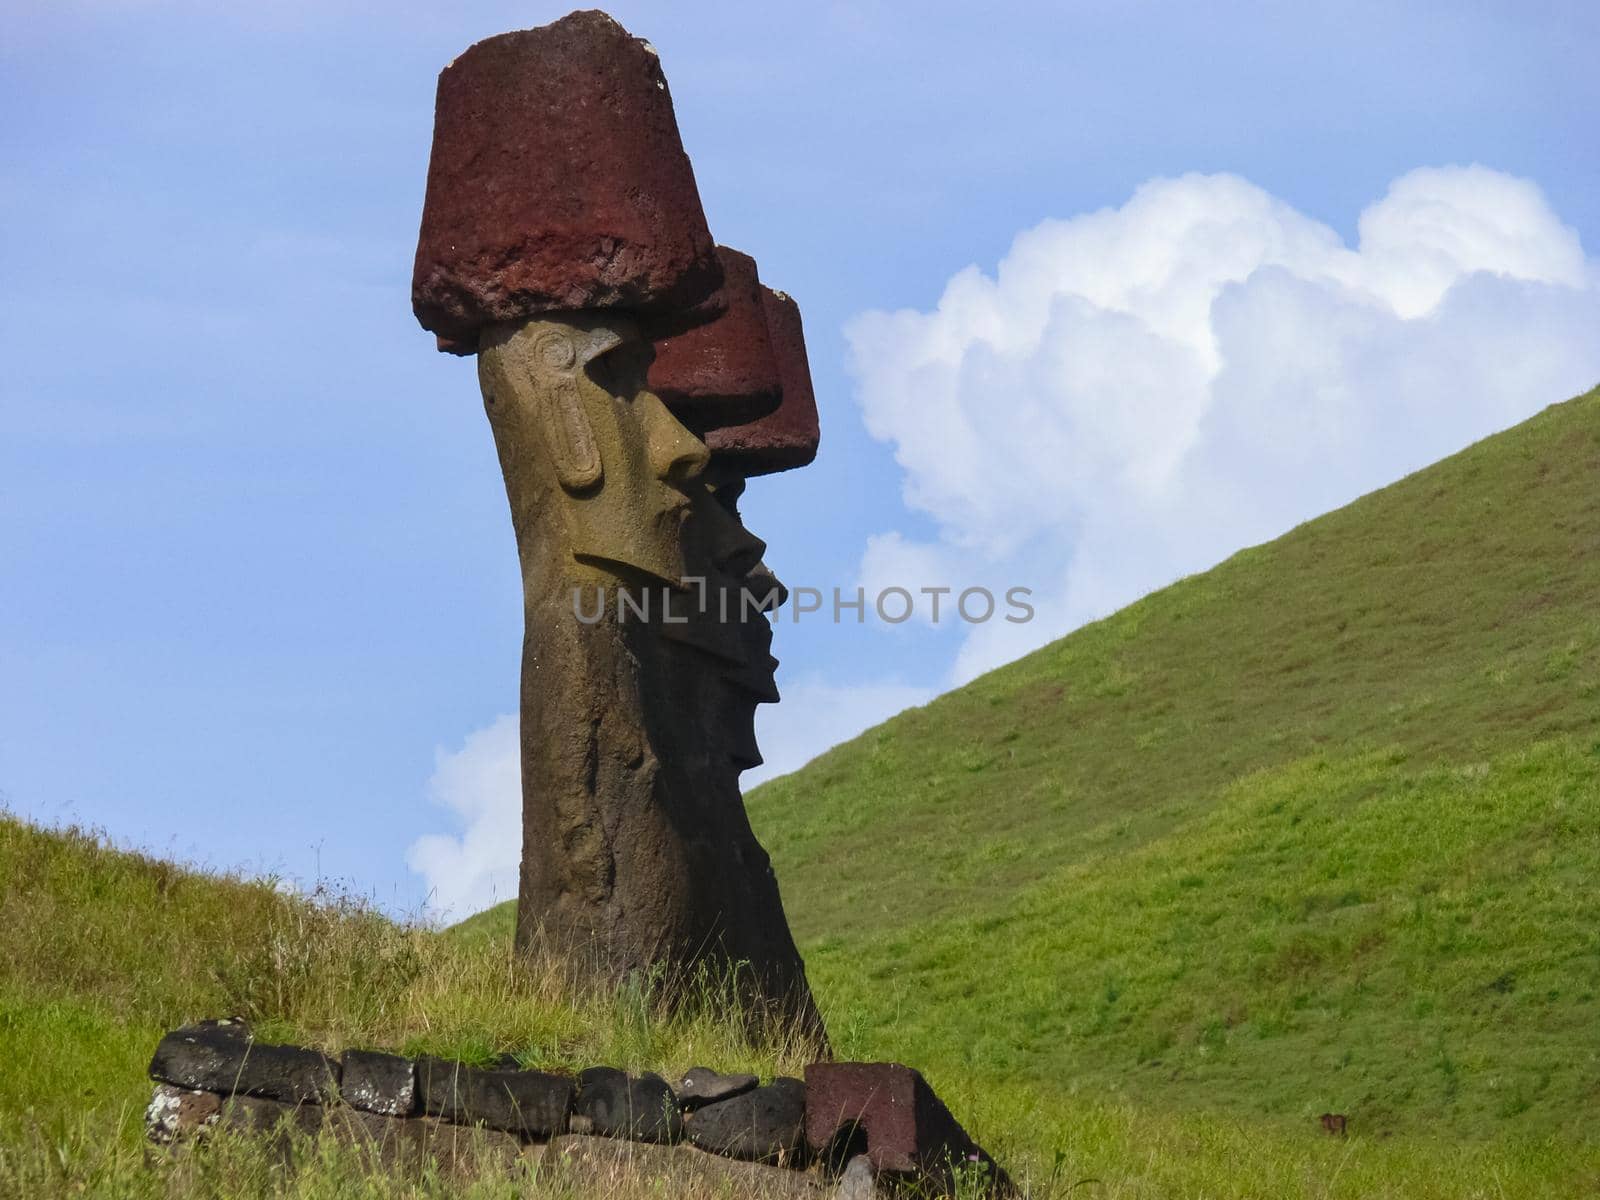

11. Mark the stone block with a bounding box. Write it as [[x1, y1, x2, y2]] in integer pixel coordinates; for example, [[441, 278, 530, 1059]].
[[340, 1048, 416, 1117], [149, 1027, 338, 1105], [575, 1066, 683, 1143], [649, 246, 784, 433], [676, 1066, 759, 1110], [705, 286, 821, 477], [415, 1055, 469, 1116], [415, 1056, 573, 1137], [413, 11, 721, 346], [684, 1076, 806, 1164], [803, 1062, 1005, 1189]]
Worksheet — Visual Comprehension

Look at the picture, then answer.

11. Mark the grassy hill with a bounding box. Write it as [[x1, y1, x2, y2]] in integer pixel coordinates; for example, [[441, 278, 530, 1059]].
[[466, 387, 1598, 1183], [737, 386, 1600, 1139], [0, 816, 817, 1196], [6, 387, 1599, 1197], [6, 809, 1596, 1199]]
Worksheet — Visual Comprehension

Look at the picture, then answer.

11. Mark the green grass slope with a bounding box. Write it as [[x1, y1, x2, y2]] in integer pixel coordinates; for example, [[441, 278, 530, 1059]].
[[743, 387, 1600, 1137], [757, 390, 1599, 940], [9, 815, 1598, 1199], [9, 388, 1599, 1197], [0, 817, 817, 1197], [466, 388, 1599, 1155]]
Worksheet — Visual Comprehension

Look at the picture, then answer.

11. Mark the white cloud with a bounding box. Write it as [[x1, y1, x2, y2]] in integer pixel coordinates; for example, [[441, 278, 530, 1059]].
[[847, 165, 1600, 684], [405, 714, 520, 922]]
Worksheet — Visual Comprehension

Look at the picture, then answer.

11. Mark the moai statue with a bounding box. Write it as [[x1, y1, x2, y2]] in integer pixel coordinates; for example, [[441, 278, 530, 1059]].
[[412, 11, 823, 1041]]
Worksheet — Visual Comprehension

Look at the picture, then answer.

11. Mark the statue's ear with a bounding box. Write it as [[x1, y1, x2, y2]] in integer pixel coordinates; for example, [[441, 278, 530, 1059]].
[[532, 330, 603, 494]]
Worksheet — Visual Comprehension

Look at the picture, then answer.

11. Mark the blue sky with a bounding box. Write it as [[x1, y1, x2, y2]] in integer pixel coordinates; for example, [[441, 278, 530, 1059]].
[[4, 1, 1598, 917]]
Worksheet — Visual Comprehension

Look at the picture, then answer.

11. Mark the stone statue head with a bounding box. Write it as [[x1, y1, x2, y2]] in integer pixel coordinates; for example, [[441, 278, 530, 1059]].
[[477, 313, 710, 586]]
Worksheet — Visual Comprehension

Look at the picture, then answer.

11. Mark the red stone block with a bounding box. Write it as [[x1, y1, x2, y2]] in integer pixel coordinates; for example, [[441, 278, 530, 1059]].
[[412, 11, 722, 347], [705, 286, 821, 477], [802, 1062, 1006, 1189], [648, 247, 783, 434]]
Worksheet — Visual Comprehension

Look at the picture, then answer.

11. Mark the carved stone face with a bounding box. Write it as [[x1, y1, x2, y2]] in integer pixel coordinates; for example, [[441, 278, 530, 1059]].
[[658, 481, 783, 770], [477, 313, 710, 585]]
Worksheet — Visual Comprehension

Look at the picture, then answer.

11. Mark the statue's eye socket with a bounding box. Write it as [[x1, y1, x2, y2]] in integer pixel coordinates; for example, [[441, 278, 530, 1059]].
[[583, 356, 621, 398], [588, 344, 651, 401]]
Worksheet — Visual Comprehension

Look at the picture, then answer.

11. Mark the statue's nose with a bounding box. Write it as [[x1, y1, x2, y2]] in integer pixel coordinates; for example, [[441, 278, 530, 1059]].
[[643, 394, 710, 485], [745, 560, 788, 610]]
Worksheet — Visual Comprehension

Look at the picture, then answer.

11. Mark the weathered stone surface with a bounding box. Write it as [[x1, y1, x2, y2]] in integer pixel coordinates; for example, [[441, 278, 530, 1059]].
[[340, 1049, 416, 1117], [705, 287, 822, 478], [413, 11, 721, 346], [649, 247, 783, 433], [185, 1017, 252, 1041], [415, 1056, 573, 1136], [146, 1082, 322, 1148], [146, 1083, 222, 1144], [149, 1027, 338, 1105], [835, 1154, 877, 1200], [480, 315, 710, 587], [676, 1066, 759, 1110], [684, 1076, 806, 1163], [148, 1077, 521, 1178], [321, 1108, 523, 1176], [475, 1067, 574, 1136], [803, 1062, 1005, 1188], [414, 1055, 463, 1116], [213, 1093, 326, 1138], [575, 1067, 682, 1143], [549, 1134, 824, 1197]]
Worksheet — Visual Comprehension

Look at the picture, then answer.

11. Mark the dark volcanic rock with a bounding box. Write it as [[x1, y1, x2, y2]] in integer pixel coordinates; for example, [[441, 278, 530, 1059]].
[[340, 1049, 416, 1117], [705, 286, 821, 477], [149, 1027, 338, 1105], [803, 1062, 1006, 1189], [215, 1093, 327, 1138], [415, 1056, 572, 1136], [325, 1109, 525, 1175], [413, 10, 722, 345], [470, 1068, 574, 1136], [576, 1066, 683, 1143], [574, 1067, 631, 1136], [414, 1055, 466, 1117], [684, 1076, 805, 1163], [649, 246, 784, 433], [676, 1066, 759, 1110]]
